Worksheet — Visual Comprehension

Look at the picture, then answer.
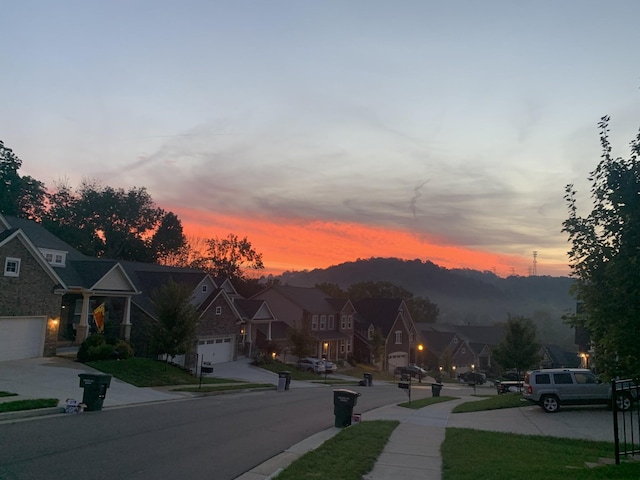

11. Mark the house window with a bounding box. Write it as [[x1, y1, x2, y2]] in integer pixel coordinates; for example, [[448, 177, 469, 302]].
[[453, 337, 458, 344], [461, 347, 466, 354], [340, 340, 345, 353], [4, 257, 20, 277], [340, 315, 347, 329], [320, 315, 326, 330], [367, 325, 374, 340], [202, 285, 208, 293], [395, 331, 402, 344], [215, 306, 222, 315], [409, 332, 414, 342], [328, 315, 334, 329], [347, 315, 352, 329], [312, 315, 319, 330], [347, 338, 352, 352]]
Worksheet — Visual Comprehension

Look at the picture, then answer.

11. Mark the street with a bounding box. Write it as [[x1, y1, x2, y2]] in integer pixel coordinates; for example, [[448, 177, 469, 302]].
[[0, 382, 430, 479]]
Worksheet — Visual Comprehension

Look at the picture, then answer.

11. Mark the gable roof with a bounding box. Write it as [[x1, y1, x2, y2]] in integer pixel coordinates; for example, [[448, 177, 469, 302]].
[[259, 285, 341, 313], [354, 298, 407, 336]]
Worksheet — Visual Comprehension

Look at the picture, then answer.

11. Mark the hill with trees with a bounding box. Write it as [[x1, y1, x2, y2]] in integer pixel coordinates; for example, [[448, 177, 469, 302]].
[[276, 257, 577, 348]]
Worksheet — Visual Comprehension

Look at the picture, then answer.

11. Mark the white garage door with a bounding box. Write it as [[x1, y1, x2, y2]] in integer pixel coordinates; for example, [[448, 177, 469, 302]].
[[198, 337, 234, 364], [387, 351, 408, 372], [0, 316, 47, 361]]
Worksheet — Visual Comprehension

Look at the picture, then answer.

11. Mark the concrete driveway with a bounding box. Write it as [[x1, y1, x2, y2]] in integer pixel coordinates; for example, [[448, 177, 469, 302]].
[[447, 401, 616, 442]]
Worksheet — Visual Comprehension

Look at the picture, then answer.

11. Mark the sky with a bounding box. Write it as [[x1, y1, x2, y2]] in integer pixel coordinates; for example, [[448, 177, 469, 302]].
[[3, 1, 640, 278]]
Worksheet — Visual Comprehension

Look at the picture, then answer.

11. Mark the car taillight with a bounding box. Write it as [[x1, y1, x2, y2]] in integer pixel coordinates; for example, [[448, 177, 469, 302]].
[[526, 385, 532, 394]]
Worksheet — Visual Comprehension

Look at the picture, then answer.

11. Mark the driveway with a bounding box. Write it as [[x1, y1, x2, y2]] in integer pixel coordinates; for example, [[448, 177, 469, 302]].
[[447, 402, 616, 442]]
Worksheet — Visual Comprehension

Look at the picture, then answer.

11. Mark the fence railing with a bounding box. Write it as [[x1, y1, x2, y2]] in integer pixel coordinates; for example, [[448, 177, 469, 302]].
[[612, 379, 640, 464]]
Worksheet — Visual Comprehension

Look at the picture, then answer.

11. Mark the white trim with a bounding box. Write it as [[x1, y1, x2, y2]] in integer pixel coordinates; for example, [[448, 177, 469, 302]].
[[4, 257, 20, 277]]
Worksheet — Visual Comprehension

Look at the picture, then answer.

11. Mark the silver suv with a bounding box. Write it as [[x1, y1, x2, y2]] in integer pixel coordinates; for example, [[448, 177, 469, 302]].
[[523, 368, 632, 413]]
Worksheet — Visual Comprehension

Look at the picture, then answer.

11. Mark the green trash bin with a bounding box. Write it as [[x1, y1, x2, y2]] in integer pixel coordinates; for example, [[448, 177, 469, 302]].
[[431, 383, 443, 397], [78, 373, 112, 411], [333, 389, 361, 427]]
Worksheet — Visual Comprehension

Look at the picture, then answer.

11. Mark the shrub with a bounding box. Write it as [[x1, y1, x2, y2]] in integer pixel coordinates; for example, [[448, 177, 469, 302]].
[[77, 335, 134, 362], [114, 341, 134, 359]]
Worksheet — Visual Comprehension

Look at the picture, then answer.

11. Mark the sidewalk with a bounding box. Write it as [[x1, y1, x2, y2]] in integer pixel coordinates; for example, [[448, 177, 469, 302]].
[[236, 395, 472, 480]]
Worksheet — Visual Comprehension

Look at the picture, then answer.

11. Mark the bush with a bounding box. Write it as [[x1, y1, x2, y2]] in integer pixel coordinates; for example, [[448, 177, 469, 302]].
[[77, 335, 134, 362]]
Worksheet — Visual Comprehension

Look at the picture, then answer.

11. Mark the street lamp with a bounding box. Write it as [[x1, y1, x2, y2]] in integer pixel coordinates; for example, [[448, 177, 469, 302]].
[[417, 344, 424, 367]]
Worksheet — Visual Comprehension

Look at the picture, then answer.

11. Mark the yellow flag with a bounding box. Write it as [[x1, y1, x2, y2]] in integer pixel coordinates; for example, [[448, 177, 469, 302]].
[[93, 303, 105, 333]]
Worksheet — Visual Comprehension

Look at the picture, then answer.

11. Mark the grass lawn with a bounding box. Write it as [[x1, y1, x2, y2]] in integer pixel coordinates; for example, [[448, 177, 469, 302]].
[[276, 420, 399, 480], [87, 357, 244, 387], [255, 359, 326, 381], [399, 396, 458, 409], [0, 398, 59, 413], [452, 393, 526, 413], [442, 428, 640, 479]]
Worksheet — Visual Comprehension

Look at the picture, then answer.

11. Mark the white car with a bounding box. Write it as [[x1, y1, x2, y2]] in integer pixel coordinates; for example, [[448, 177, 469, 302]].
[[296, 357, 326, 374]]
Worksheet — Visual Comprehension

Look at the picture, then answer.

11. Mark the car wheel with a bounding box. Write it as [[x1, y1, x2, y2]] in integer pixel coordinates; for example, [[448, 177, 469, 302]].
[[541, 395, 560, 413], [615, 393, 632, 411]]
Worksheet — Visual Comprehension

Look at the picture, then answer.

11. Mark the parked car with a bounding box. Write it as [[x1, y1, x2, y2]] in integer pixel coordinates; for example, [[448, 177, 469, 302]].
[[394, 364, 427, 381], [323, 359, 336, 374], [458, 371, 486, 385], [502, 371, 524, 381], [495, 380, 523, 394], [523, 368, 633, 413], [296, 357, 326, 374]]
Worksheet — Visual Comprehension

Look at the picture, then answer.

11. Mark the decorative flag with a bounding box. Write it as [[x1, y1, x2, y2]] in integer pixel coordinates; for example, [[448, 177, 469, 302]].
[[93, 303, 105, 333]]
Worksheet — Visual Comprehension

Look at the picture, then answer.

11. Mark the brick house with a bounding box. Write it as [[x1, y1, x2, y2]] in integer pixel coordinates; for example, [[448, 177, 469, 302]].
[[353, 298, 419, 373], [251, 285, 354, 362]]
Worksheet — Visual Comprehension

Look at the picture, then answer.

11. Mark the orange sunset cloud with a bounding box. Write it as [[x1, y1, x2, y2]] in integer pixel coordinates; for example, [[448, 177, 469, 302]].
[[174, 208, 567, 278]]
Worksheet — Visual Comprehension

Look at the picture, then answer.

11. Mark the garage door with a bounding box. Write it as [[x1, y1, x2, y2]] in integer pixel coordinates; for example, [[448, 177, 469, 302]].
[[197, 337, 234, 364], [387, 351, 408, 372], [0, 316, 46, 361]]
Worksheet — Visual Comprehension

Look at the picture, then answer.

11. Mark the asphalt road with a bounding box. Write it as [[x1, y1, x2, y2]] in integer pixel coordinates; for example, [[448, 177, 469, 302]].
[[0, 382, 429, 480]]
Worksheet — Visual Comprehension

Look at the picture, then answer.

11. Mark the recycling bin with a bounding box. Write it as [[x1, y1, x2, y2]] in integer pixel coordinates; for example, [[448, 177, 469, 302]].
[[431, 383, 443, 397], [277, 371, 291, 392], [78, 373, 112, 411], [363, 373, 373, 386], [333, 389, 361, 427]]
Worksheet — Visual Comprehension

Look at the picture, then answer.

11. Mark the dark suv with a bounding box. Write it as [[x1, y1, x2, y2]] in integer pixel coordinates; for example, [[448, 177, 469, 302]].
[[394, 364, 427, 381], [523, 368, 633, 413]]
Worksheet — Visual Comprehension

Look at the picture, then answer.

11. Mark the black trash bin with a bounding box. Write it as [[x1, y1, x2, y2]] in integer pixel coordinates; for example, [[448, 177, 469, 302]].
[[277, 371, 291, 392], [78, 373, 112, 411], [333, 389, 361, 427], [431, 383, 443, 398], [363, 373, 373, 386]]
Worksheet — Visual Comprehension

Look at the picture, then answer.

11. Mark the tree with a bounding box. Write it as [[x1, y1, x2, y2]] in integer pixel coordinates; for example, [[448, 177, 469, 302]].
[[203, 233, 264, 280], [370, 328, 386, 365], [315, 282, 347, 298], [287, 326, 316, 360], [43, 181, 186, 262], [0, 140, 46, 219], [492, 315, 540, 381], [563, 116, 640, 378], [150, 279, 200, 367], [346, 280, 439, 323]]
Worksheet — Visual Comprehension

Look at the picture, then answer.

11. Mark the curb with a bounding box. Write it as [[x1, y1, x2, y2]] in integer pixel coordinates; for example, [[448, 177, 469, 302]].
[[0, 406, 65, 422]]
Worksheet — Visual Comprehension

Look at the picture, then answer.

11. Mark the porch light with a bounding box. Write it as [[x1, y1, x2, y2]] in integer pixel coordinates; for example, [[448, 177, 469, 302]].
[[271, 352, 276, 359]]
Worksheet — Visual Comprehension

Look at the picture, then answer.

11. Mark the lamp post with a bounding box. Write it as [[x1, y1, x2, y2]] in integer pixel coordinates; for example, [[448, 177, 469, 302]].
[[417, 344, 424, 366]]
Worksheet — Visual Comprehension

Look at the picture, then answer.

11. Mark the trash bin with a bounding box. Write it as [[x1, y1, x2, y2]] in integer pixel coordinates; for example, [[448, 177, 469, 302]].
[[277, 371, 291, 392], [333, 389, 361, 427], [363, 373, 373, 386], [431, 383, 443, 397], [78, 373, 112, 411]]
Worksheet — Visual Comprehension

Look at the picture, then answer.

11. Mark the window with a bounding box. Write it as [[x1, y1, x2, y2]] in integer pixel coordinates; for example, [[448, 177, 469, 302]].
[[40, 248, 66, 266], [395, 331, 402, 344], [367, 325, 375, 340], [409, 332, 414, 342], [340, 340, 345, 353], [320, 315, 326, 330], [340, 315, 347, 329], [215, 306, 222, 315], [553, 373, 574, 384], [347, 315, 353, 329], [202, 285, 208, 293], [4, 257, 20, 277], [461, 348, 466, 354], [535, 373, 551, 384], [312, 315, 319, 330], [347, 338, 352, 352], [328, 315, 335, 329]]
